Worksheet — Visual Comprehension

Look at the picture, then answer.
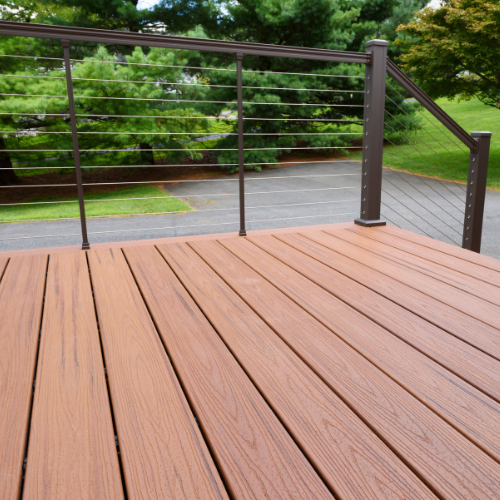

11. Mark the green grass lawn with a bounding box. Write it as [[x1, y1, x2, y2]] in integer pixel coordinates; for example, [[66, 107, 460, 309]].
[[0, 185, 192, 223], [348, 97, 500, 190]]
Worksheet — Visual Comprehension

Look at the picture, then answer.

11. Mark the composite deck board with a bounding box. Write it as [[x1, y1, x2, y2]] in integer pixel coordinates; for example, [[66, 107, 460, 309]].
[[88, 248, 228, 500], [220, 236, 500, 499], [2, 223, 500, 498], [348, 225, 500, 286], [0, 255, 47, 499], [379, 224, 500, 274], [318, 230, 500, 329], [164, 241, 435, 500], [125, 244, 334, 500], [329, 228, 500, 306], [23, 252, 124, 500], [264, 234, 500, 406], [293, 230, 500, 357]]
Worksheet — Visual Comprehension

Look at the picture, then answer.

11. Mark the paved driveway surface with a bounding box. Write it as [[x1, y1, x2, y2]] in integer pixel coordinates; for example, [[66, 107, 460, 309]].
[[1, 160, 499, 259]]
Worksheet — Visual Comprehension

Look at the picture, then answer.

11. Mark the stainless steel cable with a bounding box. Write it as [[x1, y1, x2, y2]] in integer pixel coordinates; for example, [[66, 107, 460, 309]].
[[69, 57, 365, 79], [0, 173, 360, 188], [386, 83, 470, 156], [382, 171, 462, 236], [5, 73, 362, 93], [381, 202, 433, 237], [0, 131, 363, 136], [0, 54, 64, 61], [70, 58, 236, 72], [0, 186, 358, 207], [1, 74, 65, 79], [382, 189, 459, 245], [382, 134, 466, 210], [0, 212, 357, 242], [384, 94, 470, 174], [382, 150, 465, 224], [380, 211, 401, 229], [1, 146, 360, 153], [0, 112, 361, 122], [384, 108, 469, 182], [0, 93, 363, 107], [4, 159, 362, 170], [1, 199, 358, 224], [383, 122, 468, 203]]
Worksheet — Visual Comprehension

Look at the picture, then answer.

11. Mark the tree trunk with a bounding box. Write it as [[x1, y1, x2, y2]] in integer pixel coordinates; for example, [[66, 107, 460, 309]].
[[0, 136, 18, 186], [139, 142, 155, 165]]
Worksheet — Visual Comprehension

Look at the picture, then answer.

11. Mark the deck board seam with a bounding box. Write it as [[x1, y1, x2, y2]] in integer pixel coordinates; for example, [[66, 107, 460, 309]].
[[0, 258, 9, 284], [85, 251, 129, 500], [326, 230, 500, 309], [225, 237, 500, 466], [378, 226, 500, 273], [263, 236, 500, 406], [277, 231, 500, 359], [171, 243, 345, 500], [292, 232, 500, 361], [345, 228, 500, 287], [210, 239, 458, 499], [308, 231, 500, 335], [17, 255, 49, 500], [121, 246, 235, 500]]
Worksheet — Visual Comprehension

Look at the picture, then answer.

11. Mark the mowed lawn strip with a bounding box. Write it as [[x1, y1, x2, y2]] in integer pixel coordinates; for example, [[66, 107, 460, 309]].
[[0, 184, 192, 222]]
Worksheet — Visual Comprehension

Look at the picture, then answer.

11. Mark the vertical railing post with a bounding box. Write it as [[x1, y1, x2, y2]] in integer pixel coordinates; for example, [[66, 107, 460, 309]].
[[236, 52, 246, 236], [462, 131, 491, 253], [61, 39, 90, 250], [355, 39, 389, 228]]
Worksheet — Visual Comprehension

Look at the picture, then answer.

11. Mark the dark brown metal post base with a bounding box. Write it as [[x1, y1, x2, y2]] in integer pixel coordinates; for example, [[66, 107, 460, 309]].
[[82, 242, 90, 250], [239, 230, 247, 237], [354, 218, 386, 227]]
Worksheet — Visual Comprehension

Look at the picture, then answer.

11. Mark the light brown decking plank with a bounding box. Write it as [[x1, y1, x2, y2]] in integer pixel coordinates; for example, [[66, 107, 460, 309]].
[[329, 228, 500, 306], [87, 248, 229, 500], [0, 255, 47, 498], [125, 243, 334, 500], [22, 252, 124, 500], [278, 231, 500, 361], [267, 233, 500, 405], [308, 230, 500, 331], [379, 224, 500, 273], [348, 225, 500, 286], [163, 241, 435, 500], [219, 236, 500, 499]]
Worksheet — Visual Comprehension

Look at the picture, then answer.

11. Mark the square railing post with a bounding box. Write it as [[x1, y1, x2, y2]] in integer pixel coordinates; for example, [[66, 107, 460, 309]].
[[355, 39, 388, 228], [236, 52, 246, 236], [62, 39, 90, 250], [463, 131, 491, 253]]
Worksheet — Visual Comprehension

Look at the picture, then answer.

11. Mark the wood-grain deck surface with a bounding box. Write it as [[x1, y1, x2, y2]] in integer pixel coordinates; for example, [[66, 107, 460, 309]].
[[23, 252, 124, 500], [1, 223, 500, 499], [0, 255, 47, 499]]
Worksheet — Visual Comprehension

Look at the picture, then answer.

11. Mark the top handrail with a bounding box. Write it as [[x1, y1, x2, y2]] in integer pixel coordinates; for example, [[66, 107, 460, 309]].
[[0, 21, 371, 64], [386, 59, 477, 152]]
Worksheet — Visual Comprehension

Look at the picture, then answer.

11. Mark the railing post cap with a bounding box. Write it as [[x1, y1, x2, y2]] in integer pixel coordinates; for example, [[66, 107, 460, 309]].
[[365, 39, 389, 48], [471, 131, 492, 138]]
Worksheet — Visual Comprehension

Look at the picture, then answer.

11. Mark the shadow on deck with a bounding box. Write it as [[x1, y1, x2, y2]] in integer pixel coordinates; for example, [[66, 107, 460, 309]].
[[1, 222, 500, 499]]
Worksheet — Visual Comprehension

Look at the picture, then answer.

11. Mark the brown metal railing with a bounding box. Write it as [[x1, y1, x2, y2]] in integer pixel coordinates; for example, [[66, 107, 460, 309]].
[[0, 21, 491, 253]]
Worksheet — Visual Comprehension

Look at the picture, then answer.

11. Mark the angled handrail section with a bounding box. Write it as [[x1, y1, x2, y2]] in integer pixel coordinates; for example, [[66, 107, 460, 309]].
[[386, 59, 491, 253], [386, 59, 477, 152]]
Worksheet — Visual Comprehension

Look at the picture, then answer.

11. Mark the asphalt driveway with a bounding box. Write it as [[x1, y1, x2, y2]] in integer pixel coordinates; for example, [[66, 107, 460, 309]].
[[1, 160, 499, 259]]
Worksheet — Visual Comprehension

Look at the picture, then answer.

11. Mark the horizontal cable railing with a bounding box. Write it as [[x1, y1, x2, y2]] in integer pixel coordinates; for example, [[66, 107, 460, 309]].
[[0, 22, 491, 254]]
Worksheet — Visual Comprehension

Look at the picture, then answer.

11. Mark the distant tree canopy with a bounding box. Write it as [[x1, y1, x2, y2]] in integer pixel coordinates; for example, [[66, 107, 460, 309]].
[[0, 0, 426, 184], [397, 0, 500, 108]]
